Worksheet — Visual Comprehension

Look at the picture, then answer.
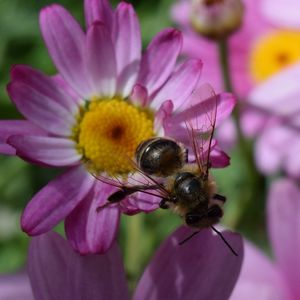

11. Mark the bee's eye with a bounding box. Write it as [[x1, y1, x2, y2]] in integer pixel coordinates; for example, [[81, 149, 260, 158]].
[[185, 213, 201, 225]]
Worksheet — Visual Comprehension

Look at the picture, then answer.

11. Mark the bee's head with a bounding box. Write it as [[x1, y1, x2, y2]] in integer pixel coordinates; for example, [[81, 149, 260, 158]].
[[185, 204, 223, 228]]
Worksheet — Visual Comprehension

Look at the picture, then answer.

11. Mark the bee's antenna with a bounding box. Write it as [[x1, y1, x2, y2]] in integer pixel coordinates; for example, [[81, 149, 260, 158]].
[[211, 226, 238, 256], [178, 231, 200, 245]]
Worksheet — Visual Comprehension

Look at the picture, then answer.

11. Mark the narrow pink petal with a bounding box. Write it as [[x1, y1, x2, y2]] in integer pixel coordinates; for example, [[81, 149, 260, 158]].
[[133, 227, 243, 300], [0, 120, 45, 155], [84, 0, 113, 31], [230, 241, 288, 300], [10, 65, 79, 113], [8, 135, 81, 167], [255, 122, 292, 175], [262, 0, 300, 28], [119, 174, 161, 213], [154, 100, 174, 136], [151, 59, 202, 110], [0, 272, 33, 300], [210, 148, 230, 168], [86, 22, 117, 97], [28, 232, 129, 300], [40, 5, 91, 97], [0, 144, 16, 155], [249, 63, 300, 117], [8, 81, 75, 136], [65, 181, 120, 254], [137, 28, 182, 96], [130, 84, 148, 106], [52, 75, 83, 109], [21, 166, 94, 235], [169, 87, 236, 131], [268, 179, 300, 299], [113, 2, 141, 97]]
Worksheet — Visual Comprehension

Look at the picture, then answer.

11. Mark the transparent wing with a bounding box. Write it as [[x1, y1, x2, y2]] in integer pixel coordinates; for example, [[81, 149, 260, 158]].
[[170, 83, 218, 176]]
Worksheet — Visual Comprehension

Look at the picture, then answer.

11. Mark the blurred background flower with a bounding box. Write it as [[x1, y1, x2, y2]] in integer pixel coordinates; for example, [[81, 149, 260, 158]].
[[26, 229, 242, 300], [230, 178, 300, 300]]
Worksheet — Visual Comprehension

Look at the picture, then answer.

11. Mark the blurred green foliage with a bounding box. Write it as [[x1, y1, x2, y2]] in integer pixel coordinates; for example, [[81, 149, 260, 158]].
[[0, 0, 268, 288]]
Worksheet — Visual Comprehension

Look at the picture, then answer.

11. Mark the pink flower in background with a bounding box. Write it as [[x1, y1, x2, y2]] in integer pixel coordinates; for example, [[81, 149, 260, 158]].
[[0, 272, 33, 300], [248, 63, 300, 177], [0, 0, 235, 254], [172, 0, 300, 96], [27, 228, 243, 300], [172, 0, 300, 145], [230, 178, 300, 300]]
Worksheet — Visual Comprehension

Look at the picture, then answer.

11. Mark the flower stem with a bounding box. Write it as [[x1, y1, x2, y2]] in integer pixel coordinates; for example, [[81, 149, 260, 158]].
[[217, 38, 267, 242]]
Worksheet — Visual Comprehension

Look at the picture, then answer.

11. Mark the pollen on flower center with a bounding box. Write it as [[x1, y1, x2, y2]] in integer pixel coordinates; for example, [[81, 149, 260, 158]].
[[250, 30, 300, 82], [74, 98, 154, 175]]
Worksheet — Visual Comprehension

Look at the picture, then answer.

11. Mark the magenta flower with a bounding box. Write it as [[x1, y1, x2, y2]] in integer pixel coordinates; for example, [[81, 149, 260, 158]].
[[230, 178, 300, 299], [27, 228, 243, 299], [0, 0, 235, 254], [0, 272, 33, 300], [248, 63, 300, 177], [172, 0, 300, 95]]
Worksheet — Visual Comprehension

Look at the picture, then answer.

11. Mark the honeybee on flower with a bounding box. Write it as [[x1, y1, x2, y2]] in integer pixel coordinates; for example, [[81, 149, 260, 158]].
[[0, 0, 235, 254]]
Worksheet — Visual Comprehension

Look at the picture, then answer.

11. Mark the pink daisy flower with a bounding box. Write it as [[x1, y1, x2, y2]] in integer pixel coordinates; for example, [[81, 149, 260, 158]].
[[0, 0, 235, 254], [172, 0, 300, 142], [230, 178, 300, 299], [247, 62, 300, 178], [26, 228, 243, 299]]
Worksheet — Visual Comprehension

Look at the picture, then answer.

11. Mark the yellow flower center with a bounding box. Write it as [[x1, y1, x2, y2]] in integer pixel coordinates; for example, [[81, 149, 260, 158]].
[[250, 30, 300, 83], [74, 98, 154, 176]]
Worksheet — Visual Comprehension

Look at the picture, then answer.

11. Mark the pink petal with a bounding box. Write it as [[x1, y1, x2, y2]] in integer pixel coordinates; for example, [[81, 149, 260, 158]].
[[28, 232, 129, 300], [268, 179, 300, 299], [10, 65, 79, 114], [169, 86, 236, 130], [52, 75, 82, 109], [86, 21, 117, 97], [0, 272, 33, 300], [84, 0, 113, 31], [154, 100, 174, 136], [7, 81, 75, 137], [65, 181, 120, 254], [150, 59, 202, 110], [171, 0, 191, 26], [133, 226, 243, 300], [210, 148, 230, 168], [0, 144, 16, 155], [255, 122, 292, 175], [113, 2, 141, 97], [40, 5, 91, 97], [130, 84, 148, 106], [0, 120, 45, 155], [262, 0, 300, 28], [8, 135, 81, 167], [21, 165, 94, 235], [230, 241, 288, 300], [137, 29, 182, 96], [249, 63, 300, 118]]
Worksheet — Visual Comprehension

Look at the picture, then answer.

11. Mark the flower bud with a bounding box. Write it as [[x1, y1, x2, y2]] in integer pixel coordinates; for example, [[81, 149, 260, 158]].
[[190, 0, 244, 40]]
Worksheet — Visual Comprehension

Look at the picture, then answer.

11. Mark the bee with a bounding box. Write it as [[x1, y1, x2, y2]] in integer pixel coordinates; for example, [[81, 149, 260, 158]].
[[96, 84, 237, 255]]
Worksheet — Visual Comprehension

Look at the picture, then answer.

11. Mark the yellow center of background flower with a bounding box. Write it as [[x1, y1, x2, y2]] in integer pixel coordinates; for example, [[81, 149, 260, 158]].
[[76, 98, 154, 175], [250, 30, 300, 82]]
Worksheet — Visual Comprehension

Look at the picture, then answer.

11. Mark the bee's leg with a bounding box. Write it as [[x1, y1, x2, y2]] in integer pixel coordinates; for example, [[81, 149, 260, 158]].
[[185, 148, 189, 163], [159, 198, 170, 209], [207, 205, 223, 218], [213, 194, 226, 202]]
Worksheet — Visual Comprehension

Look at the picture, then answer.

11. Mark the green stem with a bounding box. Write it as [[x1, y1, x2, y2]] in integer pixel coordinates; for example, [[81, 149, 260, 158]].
[[124, 214, 144, 291], [217, 38, 267, 240]]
